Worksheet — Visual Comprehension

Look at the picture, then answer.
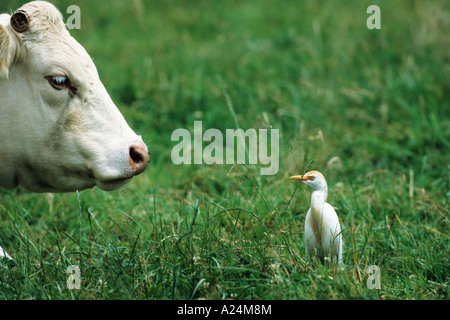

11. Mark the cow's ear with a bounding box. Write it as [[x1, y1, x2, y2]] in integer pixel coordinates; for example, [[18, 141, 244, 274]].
[[0, 23, 16, 80], [10, 10, 30, 33]]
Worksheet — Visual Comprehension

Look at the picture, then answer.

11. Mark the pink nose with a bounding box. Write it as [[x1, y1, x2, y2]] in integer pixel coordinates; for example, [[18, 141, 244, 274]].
[[129, 144, 150, 175]]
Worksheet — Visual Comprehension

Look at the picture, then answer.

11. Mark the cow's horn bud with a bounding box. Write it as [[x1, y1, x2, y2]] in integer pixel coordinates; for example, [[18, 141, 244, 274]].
[[11, 10, 30, 33]]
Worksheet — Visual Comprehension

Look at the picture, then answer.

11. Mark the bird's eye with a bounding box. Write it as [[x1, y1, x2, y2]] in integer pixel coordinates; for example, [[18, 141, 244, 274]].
[[46, 75, 77, 96]]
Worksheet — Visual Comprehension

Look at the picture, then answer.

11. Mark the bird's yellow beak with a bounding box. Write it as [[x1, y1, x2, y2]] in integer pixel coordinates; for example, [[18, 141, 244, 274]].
[[289, 175, 315, 181]]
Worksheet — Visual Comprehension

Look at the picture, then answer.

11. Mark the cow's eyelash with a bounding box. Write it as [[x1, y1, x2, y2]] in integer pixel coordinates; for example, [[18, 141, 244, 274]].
[[52, 76, 69, 85], [46, 75, 70, 89], [46, 75, 78, 96]]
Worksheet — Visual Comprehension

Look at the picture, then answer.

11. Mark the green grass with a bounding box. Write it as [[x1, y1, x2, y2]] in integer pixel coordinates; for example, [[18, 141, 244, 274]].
[[0, 0, 448, 300]]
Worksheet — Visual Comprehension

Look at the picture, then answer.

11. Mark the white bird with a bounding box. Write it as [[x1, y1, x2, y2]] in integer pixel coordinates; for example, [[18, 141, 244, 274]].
[[290, 171, 343, 265]]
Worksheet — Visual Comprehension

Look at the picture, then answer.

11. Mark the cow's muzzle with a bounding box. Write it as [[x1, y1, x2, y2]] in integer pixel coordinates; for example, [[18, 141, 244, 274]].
[[129, 143, 149, 175]]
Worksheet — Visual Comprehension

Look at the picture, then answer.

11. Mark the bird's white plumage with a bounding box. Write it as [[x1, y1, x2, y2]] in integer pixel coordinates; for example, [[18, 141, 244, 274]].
[[290, 171, 343, 265]]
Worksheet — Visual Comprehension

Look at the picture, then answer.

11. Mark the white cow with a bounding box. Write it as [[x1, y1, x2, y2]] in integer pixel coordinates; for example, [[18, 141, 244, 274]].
[[0, 2, 149, 258], [0, 1, 149, 192]]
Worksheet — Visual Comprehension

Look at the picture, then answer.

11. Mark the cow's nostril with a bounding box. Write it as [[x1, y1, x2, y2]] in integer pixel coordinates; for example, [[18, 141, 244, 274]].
[[129, 145, 150, 175], [130, 147, 144, 163]]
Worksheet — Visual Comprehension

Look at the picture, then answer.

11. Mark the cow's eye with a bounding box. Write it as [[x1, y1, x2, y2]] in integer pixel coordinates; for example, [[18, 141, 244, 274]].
[[53, 76, 69, 86], [46, 75, 69, 89], [46, 75, 77, 96]]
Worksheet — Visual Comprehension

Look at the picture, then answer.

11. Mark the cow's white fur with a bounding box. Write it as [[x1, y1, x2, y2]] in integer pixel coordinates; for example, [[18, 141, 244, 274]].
[[0, 2, 149, 259]]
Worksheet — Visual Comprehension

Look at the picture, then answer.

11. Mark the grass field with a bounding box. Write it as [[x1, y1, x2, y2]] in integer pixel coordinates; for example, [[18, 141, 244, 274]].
[[0, 0, 448, 300]]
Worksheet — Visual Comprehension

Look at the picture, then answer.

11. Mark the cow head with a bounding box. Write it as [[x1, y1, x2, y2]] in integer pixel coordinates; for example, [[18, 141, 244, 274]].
[[0, 1, 149, 192]]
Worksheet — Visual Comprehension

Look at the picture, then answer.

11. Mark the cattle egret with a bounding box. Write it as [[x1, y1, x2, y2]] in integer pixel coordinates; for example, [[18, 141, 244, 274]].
[[290, 171, 343, 265]]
